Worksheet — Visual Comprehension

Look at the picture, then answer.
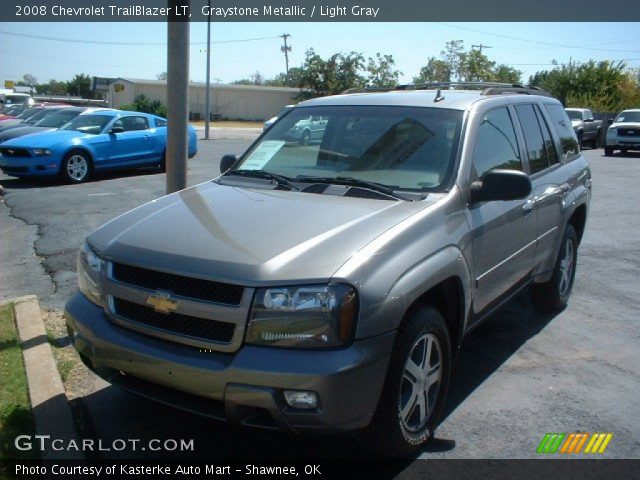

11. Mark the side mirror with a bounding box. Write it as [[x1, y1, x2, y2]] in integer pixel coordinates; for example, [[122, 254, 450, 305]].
[[469, 169, 532, 203], [109, 126, 124, 134], [220, 154, 238, 174]]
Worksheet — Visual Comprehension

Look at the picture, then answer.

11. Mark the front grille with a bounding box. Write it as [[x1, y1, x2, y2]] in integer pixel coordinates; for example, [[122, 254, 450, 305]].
[[618, 128, 640, 137], [113, 298, 235, 344], [112, 263, 244, 305], [0, 147, 31, 157]]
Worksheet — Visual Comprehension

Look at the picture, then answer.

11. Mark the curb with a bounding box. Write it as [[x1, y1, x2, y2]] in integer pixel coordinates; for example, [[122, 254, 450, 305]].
[[9, 295, 84, 460]]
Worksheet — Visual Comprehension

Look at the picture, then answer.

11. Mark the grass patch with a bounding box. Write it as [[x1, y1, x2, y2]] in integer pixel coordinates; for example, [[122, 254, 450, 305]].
[[46, 328, 78, 383], [0, 303, 37, 460]]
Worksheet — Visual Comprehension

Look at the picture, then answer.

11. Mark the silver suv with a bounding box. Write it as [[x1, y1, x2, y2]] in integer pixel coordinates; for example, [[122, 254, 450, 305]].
[[66, 83, 591, 456]]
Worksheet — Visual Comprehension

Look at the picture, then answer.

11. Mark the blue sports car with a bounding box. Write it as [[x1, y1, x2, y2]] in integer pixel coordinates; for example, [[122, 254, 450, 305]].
[[0, 110, 198, 183]]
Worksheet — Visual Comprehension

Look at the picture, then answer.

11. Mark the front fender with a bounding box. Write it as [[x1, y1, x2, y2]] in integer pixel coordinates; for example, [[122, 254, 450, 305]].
[[351, 246, 472, 339]]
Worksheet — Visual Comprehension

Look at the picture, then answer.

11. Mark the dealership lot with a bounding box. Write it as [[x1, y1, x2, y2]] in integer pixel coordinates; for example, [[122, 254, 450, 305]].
[[0, 144, 639, 459]]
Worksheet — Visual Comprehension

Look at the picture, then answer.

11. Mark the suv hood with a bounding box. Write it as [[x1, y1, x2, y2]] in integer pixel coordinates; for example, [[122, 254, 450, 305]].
[[89, 181, 437, 285]]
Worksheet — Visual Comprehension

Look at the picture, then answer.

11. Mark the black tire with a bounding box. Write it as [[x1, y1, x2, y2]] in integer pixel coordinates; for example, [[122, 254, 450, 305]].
[[61, 150, 91, 183], [530, 224, 578, 312], [358, 305, 451, 457], [299, 130, 310, 146], [604, 147, 614, 156], [576, 131, 584, 147]]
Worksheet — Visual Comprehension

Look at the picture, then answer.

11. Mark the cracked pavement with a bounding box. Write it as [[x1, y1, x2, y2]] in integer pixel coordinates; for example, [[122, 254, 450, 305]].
[[0, 145, 638, 459]]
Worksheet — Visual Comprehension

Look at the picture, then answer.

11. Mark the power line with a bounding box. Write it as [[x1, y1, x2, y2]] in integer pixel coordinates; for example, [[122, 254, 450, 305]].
[[438, 23, 640, 54], [0, 30, 280, 46]]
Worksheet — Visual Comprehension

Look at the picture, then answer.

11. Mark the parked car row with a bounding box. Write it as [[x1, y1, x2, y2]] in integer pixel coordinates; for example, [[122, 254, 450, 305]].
[[0, 107, 198, 183], [564, 106, 640, 156]]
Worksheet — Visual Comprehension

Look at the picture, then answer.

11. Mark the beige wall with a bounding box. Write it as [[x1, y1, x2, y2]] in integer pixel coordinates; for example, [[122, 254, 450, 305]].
[[109, 80, 298, 121]]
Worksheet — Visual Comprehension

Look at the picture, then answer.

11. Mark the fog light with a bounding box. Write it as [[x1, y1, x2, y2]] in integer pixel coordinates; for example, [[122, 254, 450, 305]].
[[283, 390, 318, 410]]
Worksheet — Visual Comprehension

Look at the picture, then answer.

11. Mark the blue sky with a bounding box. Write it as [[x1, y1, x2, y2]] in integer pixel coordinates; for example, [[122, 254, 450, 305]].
[[1, 22, 639, 86]]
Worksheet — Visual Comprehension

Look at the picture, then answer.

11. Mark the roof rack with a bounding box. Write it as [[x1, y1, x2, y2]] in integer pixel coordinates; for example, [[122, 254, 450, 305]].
[[394, 82, 554, 97], [341, 86, 397, 94]]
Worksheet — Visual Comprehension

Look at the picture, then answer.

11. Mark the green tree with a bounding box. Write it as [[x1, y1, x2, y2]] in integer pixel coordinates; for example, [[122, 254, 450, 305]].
[[460, 49, 496, 82], [493, 65, 522, 84], [292, 48, 366, 98], [415, 41, 521, 85], [156, 72, 167, 80], [35, 80, 67, 96], [530, 60, 640, 111], [66, 74, 91, 98], [413, 57, 452, 83], [119, 94, 167, 117], [366, 53, 401, 88]]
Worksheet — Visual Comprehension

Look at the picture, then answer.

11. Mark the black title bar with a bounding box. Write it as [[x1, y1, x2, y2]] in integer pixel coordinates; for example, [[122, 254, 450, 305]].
[[2, 0, 640, 22]]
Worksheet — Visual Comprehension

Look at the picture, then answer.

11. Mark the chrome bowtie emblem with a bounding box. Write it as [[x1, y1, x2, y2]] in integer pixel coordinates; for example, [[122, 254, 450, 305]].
[[146, 291, 179, 314]]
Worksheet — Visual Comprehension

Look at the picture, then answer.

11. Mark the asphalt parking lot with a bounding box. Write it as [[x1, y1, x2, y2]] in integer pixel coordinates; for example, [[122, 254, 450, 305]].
[[1, 143, 639, 461]]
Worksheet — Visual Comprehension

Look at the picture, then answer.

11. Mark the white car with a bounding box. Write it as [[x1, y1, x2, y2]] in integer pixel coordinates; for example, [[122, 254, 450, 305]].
[[263, 105, 295, 130], [605, 109, 640, 156]]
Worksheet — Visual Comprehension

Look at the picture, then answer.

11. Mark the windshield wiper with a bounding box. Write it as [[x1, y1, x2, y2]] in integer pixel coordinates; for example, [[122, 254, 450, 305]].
[[296, 175, 414, 201], [225, 169, 300, 191]]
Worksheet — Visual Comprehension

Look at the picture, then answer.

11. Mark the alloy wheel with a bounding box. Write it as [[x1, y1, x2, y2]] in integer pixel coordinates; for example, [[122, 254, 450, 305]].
[[399, 333, 442, 433]]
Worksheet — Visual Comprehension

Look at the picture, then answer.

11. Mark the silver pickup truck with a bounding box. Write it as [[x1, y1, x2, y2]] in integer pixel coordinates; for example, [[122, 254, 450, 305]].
[[66, 83, 591, 456], [565, 108, 603, 148]]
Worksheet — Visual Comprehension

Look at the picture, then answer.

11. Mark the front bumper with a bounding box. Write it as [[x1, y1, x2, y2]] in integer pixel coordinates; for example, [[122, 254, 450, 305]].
[[606, 134, 640, 149], [65, 292, 395, 433], [0, 154, 60, 176]]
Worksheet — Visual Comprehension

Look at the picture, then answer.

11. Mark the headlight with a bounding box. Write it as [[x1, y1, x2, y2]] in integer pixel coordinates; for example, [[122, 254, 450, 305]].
[[77, 242, 104, 306], [246, 284, 358, 349], [32, 148, 52, 156]]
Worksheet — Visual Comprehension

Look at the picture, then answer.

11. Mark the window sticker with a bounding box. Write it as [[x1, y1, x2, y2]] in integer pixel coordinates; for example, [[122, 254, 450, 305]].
[[238, 141, 285, 170]]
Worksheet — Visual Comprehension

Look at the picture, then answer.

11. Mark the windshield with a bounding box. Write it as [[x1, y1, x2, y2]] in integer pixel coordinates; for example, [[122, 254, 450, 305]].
[[566, 110, 582, 120], [4, 105, 26, 116], [23, 109, 56, 125], [35, 109, 81, 128], [61, 114, 113, 134], [234, 105, 463, 192], [16, 107, 40, 119], [614, 111, 640, 123]]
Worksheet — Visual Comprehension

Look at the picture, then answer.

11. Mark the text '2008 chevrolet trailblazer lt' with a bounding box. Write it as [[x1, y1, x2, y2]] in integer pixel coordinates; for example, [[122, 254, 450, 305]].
[[65, 83, 591, 456]]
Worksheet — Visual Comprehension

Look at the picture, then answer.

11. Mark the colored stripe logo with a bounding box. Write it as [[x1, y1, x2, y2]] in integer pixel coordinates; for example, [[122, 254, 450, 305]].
[[537, 433, 612, 454]]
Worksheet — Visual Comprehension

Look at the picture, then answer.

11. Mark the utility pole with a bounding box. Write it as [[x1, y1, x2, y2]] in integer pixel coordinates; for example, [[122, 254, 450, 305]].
[[471, 43, 492, 54], [204, 0, 211, 140], [166, 0, 190, 194], [280, 33, 291, 84]]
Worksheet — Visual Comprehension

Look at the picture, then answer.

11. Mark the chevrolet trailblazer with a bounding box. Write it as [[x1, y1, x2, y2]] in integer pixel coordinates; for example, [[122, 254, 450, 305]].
[[66, 83, 591, 456]]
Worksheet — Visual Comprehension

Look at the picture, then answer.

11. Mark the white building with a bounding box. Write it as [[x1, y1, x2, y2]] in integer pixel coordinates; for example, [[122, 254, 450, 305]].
[[107, 78, 300, 121]]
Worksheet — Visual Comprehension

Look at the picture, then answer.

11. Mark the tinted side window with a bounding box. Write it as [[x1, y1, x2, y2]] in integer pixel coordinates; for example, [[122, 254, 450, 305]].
[[545, 104, 579, 159], [155, 118, 167, 127], [515, 104, 549, 174], [120, 116, 149, 131], [473, 107, 522, 179], [537, 106, 559, 167]]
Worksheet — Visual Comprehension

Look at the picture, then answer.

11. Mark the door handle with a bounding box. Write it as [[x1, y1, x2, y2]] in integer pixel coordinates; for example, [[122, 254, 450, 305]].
[[522, 199, 535, 215]]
